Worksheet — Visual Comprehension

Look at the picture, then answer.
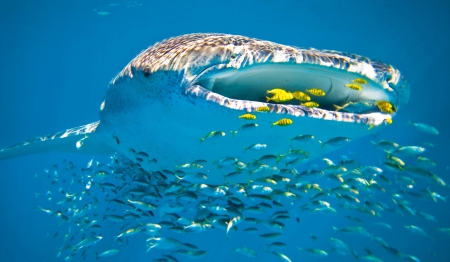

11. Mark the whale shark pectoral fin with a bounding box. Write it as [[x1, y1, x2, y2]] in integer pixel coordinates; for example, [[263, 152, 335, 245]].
[[0, 121, 115, 160]]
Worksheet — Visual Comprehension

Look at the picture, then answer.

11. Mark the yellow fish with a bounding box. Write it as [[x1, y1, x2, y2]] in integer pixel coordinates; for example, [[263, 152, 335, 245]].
[[292, 91, 311, 101], [345, 83, 362, 91], [375, 100, 393, 109], [266, 91, 294, 103], [267, 88, 288, 94], [375, 100, 395, 114], [301, 102, 319, 108], [306, 88, 326, 96], [384, 118, 393, 124], [380, 107, 395, 114], [272, 118, 293, 126], [352, 78, 368, 84], [255, 106, 270, 112], [238, 113, 256, 120]]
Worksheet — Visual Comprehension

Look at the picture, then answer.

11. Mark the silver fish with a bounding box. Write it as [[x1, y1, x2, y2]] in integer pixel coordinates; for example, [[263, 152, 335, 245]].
[[408, 120, 439, 135]]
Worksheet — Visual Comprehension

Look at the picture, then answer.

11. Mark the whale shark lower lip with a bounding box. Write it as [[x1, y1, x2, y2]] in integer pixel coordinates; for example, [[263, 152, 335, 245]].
[[0, 33, 410, 184]]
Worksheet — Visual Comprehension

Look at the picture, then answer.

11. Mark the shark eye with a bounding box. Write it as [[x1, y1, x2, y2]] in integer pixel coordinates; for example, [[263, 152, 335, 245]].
[[143, 68, 151, 77]]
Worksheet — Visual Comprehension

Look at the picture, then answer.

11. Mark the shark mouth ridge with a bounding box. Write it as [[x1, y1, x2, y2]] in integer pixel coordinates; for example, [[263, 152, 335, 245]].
[[188, 62, 407, 126]]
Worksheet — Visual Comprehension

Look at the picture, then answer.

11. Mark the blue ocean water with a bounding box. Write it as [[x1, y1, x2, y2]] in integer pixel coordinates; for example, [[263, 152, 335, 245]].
[[0, 0, 449, 261]]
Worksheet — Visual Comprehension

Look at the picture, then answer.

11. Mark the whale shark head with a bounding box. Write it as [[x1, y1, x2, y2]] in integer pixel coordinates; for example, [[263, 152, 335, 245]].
[[0, 33, 409, 184]]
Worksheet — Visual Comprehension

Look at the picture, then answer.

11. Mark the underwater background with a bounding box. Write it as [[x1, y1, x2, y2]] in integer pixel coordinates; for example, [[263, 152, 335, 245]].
[[0, 0, 449, 261]]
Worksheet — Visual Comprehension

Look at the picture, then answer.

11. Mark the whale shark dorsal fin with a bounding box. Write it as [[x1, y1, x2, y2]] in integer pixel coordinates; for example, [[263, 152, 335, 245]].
[[0, 121, 115, 160]]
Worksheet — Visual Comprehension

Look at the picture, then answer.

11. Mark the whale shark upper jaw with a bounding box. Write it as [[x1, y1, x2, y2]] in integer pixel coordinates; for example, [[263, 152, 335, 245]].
[[189, 61, 405, 125]]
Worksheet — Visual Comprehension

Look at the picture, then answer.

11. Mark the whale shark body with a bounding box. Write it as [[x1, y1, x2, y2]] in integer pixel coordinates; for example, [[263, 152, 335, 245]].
[[0, 34, 409, 184]]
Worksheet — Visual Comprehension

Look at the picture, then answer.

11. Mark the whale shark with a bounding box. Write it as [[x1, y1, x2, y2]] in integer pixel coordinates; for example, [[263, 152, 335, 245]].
[[0, 33, 409, 184]]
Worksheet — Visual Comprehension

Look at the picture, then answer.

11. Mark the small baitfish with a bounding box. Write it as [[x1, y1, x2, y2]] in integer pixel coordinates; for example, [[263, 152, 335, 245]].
[[301, 102, 319, 108], [266, 88, 294, 103], [244, 143, 267, 152], [255, 106, 270, 112], [271, 118, 293, 126], [352, 78, 368, 84], [238, 113, 257, 120], [408, 120, 439, 135], [292, 91, 311, 101], [320, 137, 351, 148], [306, 88, 326, 96], [199, 131, 225, 143], [345, 83, 363, 91]]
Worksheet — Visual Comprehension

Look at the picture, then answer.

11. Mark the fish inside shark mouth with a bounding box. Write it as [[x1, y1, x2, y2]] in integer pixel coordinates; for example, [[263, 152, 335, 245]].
[[193, 63, 398, 114]]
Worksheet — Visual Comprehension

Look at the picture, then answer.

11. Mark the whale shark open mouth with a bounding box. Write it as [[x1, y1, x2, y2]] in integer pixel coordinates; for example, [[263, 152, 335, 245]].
[[190, 61, 407, 126], [196, 64, 392, 110]]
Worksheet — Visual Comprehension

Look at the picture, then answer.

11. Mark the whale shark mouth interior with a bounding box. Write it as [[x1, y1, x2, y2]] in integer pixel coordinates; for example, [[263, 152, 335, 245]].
[[194, 63, 397, 114]]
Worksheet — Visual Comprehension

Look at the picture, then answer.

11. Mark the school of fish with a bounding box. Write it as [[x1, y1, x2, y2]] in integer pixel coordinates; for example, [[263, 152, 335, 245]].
[[32, 111, 448, 261], [265, 84, 395, 115]]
